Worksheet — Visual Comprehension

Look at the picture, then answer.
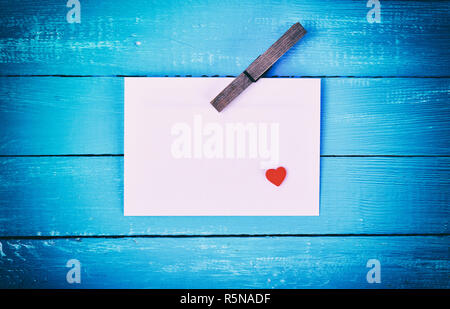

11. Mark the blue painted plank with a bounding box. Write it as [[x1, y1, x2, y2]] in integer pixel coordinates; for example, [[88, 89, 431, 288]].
[[0, 236, 448, 288], [0, 77, 448, 155], [0, 0, 448, 76], [0, 157, 448, 236]]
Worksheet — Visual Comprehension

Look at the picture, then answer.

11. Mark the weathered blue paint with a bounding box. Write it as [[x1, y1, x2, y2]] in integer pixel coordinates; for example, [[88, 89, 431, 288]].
[[0, 237, 448, 288], [0, 0, 449, 76], [0, 157, 448, 236], [0, 0, 448, 288], [0, 77, 448, 155]]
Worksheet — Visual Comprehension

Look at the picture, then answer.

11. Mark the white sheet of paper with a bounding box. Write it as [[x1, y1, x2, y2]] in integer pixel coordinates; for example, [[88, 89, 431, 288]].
[[124, 77, 320, 216]]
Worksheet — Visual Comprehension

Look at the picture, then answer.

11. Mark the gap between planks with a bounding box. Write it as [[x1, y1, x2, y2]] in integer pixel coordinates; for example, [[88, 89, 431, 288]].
[[0, 154, 449, 158], [0, 75, 449, 78], [1, 234, 449, 240]]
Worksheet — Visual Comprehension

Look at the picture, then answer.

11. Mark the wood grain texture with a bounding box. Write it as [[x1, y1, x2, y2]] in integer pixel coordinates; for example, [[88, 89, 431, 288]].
[[0, 0, 449, 289], [0, 237, 448, 288], [210, 72, 252, 111], [0, 77, 448, 155], [0, 157, 448, 236], [245, 22, 306, 80], [0, 0, 448, 76]]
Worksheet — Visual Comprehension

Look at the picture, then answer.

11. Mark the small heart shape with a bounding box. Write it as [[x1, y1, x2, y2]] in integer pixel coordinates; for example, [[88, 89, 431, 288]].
[[265, 167, 287, 186]]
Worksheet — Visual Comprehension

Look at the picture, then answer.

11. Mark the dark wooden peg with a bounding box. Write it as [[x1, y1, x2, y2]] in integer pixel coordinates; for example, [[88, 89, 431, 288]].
[[211, 22, 307, 112]]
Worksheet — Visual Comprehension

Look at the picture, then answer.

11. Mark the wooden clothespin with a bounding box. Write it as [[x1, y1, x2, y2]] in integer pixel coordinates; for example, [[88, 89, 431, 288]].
[[211, 22, 307, 112]]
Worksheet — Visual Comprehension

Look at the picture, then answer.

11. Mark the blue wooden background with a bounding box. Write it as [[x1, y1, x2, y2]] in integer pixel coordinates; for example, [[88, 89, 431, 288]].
[[0, 0, 449, 288]]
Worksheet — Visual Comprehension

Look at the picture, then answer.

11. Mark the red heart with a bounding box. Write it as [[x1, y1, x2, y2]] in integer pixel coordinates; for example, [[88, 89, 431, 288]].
[[265, 167, 287, 186]]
